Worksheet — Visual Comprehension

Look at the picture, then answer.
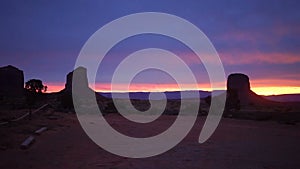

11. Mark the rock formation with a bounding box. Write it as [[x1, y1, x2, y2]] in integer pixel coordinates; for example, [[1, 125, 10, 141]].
[[226, 73, 270, 108], [227, 73, 250, 93], [227, 73, 250, 106], [0, 65, 24, 97], [60, 67, 90, 109], [64, 66, 89, 92]]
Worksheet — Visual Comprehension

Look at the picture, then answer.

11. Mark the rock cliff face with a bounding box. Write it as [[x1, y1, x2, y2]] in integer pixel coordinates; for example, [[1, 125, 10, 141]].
[[226, 73, 271, 108], [227, 73, 251, 105], [0, 65, 24, 97], [227, 73, 250, 93], [64, 67, 89, 92], [61, 67, 90, 110], [61, 67, 112, 113]]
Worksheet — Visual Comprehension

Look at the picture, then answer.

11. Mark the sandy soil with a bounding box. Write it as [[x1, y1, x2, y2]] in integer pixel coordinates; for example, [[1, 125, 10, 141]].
[[0, 112, 300, 169]]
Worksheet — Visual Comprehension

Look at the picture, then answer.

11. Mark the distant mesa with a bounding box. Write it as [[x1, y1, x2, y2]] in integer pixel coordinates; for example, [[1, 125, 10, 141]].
[[0, 65, 24, 97]]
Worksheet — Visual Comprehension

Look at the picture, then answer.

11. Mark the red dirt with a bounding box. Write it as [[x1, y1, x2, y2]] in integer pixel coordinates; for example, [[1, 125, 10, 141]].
[[0, 113, 300, 169]]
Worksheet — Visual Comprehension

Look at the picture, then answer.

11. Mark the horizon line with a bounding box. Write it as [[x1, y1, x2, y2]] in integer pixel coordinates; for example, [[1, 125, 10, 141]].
[[43, 82, 300, 96]]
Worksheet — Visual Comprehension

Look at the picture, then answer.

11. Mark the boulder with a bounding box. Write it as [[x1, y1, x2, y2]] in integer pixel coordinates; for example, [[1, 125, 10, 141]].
[[0, 65, 24, 97]]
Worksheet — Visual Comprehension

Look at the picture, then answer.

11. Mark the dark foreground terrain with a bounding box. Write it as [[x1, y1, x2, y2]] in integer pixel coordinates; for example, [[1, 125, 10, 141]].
[[0, 110, 300, 169]]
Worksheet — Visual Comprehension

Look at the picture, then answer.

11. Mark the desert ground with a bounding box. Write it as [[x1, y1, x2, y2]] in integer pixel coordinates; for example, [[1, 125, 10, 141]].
[[0, 107, 300, 169]]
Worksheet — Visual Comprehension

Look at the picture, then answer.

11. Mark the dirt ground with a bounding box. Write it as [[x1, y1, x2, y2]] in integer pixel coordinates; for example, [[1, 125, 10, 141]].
[[0, 111, 300, 169]]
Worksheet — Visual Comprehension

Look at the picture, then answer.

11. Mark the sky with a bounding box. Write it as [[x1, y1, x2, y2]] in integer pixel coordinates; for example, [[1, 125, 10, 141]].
[[0, 0, 300, 95]]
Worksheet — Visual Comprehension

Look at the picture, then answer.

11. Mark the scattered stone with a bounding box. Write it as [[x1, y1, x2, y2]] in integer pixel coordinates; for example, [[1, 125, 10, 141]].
[[0, 145, 7, 151], [34, 127, 48, 135], [20, 135, 35, 149], [47, 116, 59, 120]]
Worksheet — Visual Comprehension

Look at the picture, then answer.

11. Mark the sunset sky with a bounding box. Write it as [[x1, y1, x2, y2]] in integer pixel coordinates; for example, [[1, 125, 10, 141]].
[[0, 0, 299, 95]]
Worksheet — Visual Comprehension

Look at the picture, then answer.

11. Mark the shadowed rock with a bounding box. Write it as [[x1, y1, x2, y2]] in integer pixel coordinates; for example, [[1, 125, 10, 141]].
[[0, 65, 24, 97], [60, 67, 108, 112], [60, 67, 89, 110], [64, 66, 89, 93], [226, 73, 272, 108], [227, 73, 250, 106], [227, 73, 250, 93]]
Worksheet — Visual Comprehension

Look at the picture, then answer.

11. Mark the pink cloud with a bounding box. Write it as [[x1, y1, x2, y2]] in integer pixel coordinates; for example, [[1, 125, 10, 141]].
[[250, 78, 300, 88], [219, 52, 300, 65]]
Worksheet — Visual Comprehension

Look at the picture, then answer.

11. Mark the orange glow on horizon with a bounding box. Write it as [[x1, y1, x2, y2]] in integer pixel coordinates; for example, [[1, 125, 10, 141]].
[[44, 81, 300, 96], [251, 86, 300, 96], [250, 79, 300, 95], [44, 82, 65, 93], [93, 83, 216, 92]]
